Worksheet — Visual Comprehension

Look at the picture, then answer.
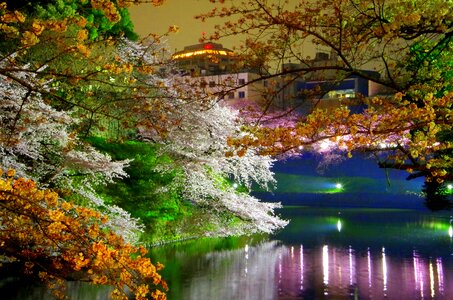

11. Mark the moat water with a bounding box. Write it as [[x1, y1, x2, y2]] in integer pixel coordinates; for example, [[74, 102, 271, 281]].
[[3, 155, 453, 300]]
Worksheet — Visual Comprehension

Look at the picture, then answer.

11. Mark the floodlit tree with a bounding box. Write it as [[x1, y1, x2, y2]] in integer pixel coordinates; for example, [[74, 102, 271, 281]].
[[4, 0, 141, 40], [138, 91, 288, 234], [99, 31, 289, 235], [197, 0, 453, 186], [0, 1, 168, 298], [0, 0, 175, 244], [0, 170, 167, 300], [0, 3, 287, 296]]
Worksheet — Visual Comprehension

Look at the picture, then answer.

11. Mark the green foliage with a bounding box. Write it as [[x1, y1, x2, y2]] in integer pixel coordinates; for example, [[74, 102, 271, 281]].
[[407, 36, 453, 97], [4, 0, 53, 11], [87, 137, 182, 213], [85, 137, 199, 242], [83, 6, 138, 40], [9, 0, 138, 40], [422, 180, 452, 210], [207, 167, 248, 193], [84, 138, 268, 243]]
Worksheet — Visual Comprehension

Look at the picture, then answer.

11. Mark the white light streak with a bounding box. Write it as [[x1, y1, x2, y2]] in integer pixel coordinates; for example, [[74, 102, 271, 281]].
[[414, 251, 419, 287], [382, 247, 387, 295], [367, 248, 372, 288], [413, 251, 424, 299], [244, 244, 249, 275], [323, 245, 329, 293], [349, 246, 354, 286], [437, 257, 444, 295], [300, 245, 304, 291], [337, 219, 342, 232]]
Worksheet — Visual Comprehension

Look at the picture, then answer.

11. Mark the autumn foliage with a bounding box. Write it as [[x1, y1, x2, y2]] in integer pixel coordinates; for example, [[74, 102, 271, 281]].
[[0, 168, 167, 299], [198, 0, 453, 184], [0, 0, 290, 296]]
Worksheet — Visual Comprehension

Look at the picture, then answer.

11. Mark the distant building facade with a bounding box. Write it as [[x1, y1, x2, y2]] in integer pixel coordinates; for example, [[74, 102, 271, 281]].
[[171, 43, 387, 111], [171, 42, 271, 104], [171, 42, 238, 76]]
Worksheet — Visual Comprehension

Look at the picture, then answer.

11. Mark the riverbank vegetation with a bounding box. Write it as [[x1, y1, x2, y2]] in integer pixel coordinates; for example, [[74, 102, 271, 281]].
[[0, 1, 286, 298], [0, 170, 167, 299]]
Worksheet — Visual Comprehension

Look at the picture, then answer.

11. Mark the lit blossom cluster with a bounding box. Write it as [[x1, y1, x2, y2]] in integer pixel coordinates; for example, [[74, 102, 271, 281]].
[[138, 95, 288, 234], [0, 55, 142, 243]]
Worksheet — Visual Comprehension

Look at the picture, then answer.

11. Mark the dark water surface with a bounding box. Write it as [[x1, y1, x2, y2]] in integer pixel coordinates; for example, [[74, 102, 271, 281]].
[[151, 155, 453, 300], [6, 204, 452, 300], [152, 205, 453, 300], [3, 155, 453, 299]]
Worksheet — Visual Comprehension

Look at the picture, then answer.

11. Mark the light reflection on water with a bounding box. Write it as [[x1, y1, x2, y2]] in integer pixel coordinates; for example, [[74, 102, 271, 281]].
[[275, 244, 453, 300], [153, 231, 453, 300], [0, 279, 113, 300], [155, 207, 453, 300], [3, 207, 453, 300], [175, 240, 282, 300]]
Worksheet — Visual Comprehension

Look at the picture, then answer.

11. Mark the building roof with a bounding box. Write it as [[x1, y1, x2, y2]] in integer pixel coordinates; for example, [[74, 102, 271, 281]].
[[171, 42, 235, 60]]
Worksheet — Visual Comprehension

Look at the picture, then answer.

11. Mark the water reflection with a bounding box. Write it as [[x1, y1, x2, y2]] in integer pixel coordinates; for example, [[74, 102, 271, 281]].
[[156, 207, 453, 300], [168, 240, 285, 300], [0, 279, 113, 300], [275, 244, 453, 300], [158, 239, 453, 300], [4, 207, 453, 299]]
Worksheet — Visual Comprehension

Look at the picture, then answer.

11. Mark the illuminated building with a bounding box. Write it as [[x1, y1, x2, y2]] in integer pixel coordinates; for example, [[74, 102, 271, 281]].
[[280, 52, 387, 112], [172, 71, 271, 104], [172, 43, 386, 110], [172, 42, 273, 103], [171, 42, 239, 76]]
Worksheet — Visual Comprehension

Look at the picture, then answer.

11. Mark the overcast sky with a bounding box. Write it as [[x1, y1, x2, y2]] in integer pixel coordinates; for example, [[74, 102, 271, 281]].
[[129, 0, 232, 52], [128, 0, 320, 62]]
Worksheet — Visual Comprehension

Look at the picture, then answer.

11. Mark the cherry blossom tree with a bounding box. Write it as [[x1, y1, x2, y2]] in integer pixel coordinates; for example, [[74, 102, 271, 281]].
[[1, 0, 287, 243], [197, 0, 453, 186], [0, 2, 169, 298], [137, 85, 288, 234]]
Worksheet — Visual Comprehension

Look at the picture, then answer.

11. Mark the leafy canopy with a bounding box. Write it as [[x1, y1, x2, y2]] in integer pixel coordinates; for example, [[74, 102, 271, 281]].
[[198, 0, 453, 185]]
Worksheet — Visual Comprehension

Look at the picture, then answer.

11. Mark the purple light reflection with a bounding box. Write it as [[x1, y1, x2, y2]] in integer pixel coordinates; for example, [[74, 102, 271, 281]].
[[437, 257, 444, 295], [276, 245, 450, 299]]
